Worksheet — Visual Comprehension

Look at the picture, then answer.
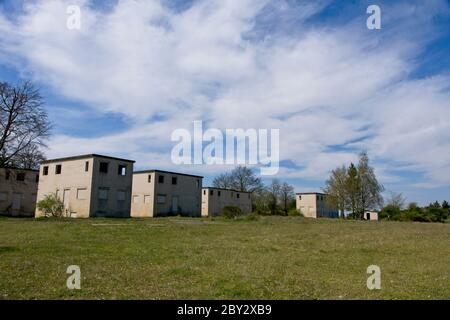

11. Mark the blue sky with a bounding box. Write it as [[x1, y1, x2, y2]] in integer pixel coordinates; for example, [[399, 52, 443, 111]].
[[1, 0, 450, 205]]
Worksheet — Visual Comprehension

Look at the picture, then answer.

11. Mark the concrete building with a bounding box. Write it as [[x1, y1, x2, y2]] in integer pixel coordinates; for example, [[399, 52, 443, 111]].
[[35, 154, 134, 218], [364, 211, 379, 221], [131, 170, 202, 217], [0, 167, 39, 216], [201, 187, 252, 217], [296, 192, 338, 218]]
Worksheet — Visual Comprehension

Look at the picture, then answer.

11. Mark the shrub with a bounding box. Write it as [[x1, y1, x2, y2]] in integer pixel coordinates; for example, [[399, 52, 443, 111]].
[[379, 205, 401, 220], [36, 193, 64, 217], [288, 208, 303, 217], [380, 203, 448, 223], [221, 205, 243, 219]]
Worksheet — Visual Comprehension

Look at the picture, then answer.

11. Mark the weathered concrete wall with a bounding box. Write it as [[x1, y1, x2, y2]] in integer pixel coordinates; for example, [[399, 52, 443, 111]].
[[201, 188, 252, 217], [296, 193, 338, 218], [131, 172, 155, 217], [35, 155, 133, 218], [132, 171, 202, 217], [0, 168, 38, 216]]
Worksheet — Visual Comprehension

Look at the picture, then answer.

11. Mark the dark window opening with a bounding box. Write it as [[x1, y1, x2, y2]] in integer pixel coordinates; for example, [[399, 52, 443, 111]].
[[210, 190, 214, 196], [43, 166, 49, 176], [35, 174, 39, 183], [172, 177, 177, 185], [99, 162, 109, 173], [118, 164, 127, 176], [218, 191, 221, 197], [5, 170, 10, 180], [148, 175, 152, 183], [203, 190, 206, 195], [55, 165, 62, 175], [158, 175, 165, 183], [16, 172, 25, 181], [85, 161, 89, 172], [237, 193, 240, 198]]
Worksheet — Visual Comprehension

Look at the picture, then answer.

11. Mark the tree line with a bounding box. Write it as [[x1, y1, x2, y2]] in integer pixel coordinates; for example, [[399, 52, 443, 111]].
[[324, 152, 449, 222], [381, 193, 449, 223]]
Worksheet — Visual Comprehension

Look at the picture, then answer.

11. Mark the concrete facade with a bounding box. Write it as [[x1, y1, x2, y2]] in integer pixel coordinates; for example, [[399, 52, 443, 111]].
[[201, 187, 252, 217], [364, 211, 379, 221], [296, 192, 338, 218], [131, 170, 202, 217], [35, 154, 134, 218], [0, 167, 39, 216]]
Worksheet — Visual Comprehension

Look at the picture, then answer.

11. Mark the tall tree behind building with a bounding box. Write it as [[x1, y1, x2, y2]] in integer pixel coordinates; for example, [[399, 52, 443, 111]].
[[0, 81, 51, 169], [323, 165, 348, 218], [212, 165, 263, 193], [324, 152, 384, 219], [357, 151, 384, 218]]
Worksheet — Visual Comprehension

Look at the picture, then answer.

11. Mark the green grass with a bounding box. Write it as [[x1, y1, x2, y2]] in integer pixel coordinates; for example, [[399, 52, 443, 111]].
[[0, 216, 449, 299]]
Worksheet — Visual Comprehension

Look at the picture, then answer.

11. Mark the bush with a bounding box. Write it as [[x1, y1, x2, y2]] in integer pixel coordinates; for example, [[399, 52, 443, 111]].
[[379, 205, 401, 220], [288, 208, 303, 217], [36, 193, 64, 217], [221, 206, 243, 219], [380, 203, 448, 223]]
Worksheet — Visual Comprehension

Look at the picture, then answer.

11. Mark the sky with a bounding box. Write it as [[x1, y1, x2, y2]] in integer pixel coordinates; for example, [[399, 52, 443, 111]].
[[0, 0, 449, 205]]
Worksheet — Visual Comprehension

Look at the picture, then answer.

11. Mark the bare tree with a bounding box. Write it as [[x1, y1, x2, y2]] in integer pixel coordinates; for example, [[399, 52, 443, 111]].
[[212, 172, 234, 189], [279, 182, 295, 215], [230, 165, 263, 193], [213, 165, 263, 193], [10, 144, 46, 169], [385, 191, 406, 209], [0, 81, 51, 168]]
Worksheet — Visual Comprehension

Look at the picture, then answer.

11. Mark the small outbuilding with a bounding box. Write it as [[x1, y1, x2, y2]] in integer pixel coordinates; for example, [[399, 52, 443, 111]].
[[364, 211, 379, 221]]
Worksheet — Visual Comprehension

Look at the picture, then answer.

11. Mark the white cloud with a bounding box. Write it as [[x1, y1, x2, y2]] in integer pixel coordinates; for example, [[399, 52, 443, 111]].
[[1, 0, 450, 196]]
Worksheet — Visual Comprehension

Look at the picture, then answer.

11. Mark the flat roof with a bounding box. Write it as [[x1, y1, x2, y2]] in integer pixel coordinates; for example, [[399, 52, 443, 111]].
[[0, 166, 39, 172], [203, 186, 250, 194], [41, 154, 135, 164], [296, 192, 327, 195], [133, 169, 203, 178]]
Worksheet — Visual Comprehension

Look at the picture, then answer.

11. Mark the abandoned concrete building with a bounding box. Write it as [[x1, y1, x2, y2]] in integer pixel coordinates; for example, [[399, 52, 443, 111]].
[[0, 167, 39, 216], [35, 154, 134, 218], [296, 192, 338, 218], [201, 187, 252, 217], [131, 170, 203, 217]]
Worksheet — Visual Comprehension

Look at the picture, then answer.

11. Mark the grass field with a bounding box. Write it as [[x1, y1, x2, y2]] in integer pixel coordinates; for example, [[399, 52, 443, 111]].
[[0, 215, 449, 299]]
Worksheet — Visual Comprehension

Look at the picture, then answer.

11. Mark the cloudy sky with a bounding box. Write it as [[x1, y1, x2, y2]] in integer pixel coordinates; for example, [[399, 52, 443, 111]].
[[1, 0, 449, 205]]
